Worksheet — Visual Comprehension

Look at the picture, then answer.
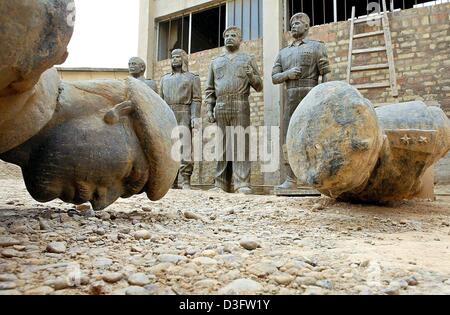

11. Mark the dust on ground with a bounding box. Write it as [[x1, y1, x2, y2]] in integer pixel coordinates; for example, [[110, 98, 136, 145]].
[[0, 179, 449, 295]]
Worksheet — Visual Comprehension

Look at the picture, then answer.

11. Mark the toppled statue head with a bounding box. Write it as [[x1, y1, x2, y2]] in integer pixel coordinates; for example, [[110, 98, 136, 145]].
[[287, 81, 450, 203], [0, 1, 179, 210]]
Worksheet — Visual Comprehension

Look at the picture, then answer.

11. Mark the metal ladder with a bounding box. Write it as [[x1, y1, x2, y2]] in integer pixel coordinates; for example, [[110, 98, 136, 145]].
[[346, 0, 398, 97]]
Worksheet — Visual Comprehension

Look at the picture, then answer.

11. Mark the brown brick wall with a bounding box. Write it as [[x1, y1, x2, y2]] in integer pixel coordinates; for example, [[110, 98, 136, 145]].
[[153, 40, 264, 188], [308, 2, 450, 115]]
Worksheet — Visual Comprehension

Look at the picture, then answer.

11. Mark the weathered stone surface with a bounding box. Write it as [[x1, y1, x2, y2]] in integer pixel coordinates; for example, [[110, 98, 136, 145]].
[[0, 1, 179, 210], [46, 242, 66, 254], [218, 279, 263, 295], [287, 81, 450, 202]]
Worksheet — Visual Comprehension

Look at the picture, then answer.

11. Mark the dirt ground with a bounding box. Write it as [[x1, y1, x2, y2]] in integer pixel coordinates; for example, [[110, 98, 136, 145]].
[[0, 177, 449, 295]]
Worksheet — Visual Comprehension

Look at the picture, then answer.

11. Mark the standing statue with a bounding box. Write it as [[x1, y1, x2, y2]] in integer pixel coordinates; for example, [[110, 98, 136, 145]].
[[0, 0, 179, 210], [160, 49, 202, 190], [272, 13, 330, 190], [205, 26, 263, 194], [287, 81, 450, 203], [128, 57, 158, 93]]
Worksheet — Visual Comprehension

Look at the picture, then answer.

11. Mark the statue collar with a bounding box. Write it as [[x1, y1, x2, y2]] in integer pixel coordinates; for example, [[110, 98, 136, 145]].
[[289, 39, 306, 47]]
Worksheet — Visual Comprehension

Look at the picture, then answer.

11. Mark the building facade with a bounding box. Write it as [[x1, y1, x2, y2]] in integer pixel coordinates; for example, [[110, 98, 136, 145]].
[[138, 0, 450, 187]]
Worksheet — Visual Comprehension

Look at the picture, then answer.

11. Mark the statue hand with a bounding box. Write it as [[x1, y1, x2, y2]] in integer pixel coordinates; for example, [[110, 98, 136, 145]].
[[191, 118, 201, 129], [288, 67, 302, 80], [208, 111, 216, 124]]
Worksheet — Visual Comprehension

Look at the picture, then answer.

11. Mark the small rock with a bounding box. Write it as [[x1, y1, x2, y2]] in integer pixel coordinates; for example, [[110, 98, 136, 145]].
[[383, 283, 401, 296], [406, 276, 418, 286], [95, 228, 106, 236], [239, 238, 261, 251], [128, 273, 151, 286], [273, 273, 294, 285], [158, 254, 186, 264], [46, 242, 66, 254], [99, 212, 111, 221], [51, 278, 73, 290], [248, 262, 278, 277], [0, 282, 17, 290], [39, 218, 52, 231], [131, 245, 144, 253], [202, 250, 217, 258], [295, 276, 317, 286], [0, 274, 18, 282], [195, 279, 218, 290], [218, 279, 263, 295], [76, 204, 91, 212], [0, 290, 21, 296], [1, 249, 23, 258], [316, 280, 334, 290], [185, 248, 197, 256], [192, 257, 219, 265], [102, 272, 123, 284], [93, 257, 113, 269], [89, 282, 106, 295], [0, 237, 22, 247], [134, 230, 151, 240], [25, 286, 55, 295], [126, 286, 150, 295], [184, 211, 202, 220]]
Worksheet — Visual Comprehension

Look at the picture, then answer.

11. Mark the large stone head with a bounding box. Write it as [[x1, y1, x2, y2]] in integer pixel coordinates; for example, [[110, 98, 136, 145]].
[[128, 57, 147, 77], [2, 77, 179, 211], [223, 26, 242, 51], [171, 49, 189, 72], [290, 13, 310, 39], [287, 82, 384, 198]]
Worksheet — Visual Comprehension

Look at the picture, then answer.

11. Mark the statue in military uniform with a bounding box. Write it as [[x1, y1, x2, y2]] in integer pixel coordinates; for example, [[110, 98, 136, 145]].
[[128, 57, 158, 93], [272, 13, 331, 190], [206, 26, 263, 194], [160, 49, 202, 190]]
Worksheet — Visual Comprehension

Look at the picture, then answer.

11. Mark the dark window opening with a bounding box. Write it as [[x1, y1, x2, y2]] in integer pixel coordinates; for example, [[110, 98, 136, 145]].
[[157, 4, 226, 61], [288, 0, 447, 27], [158, 16, 189, 61], [191, 5, 226, 54], [288, 0, 336, 26]]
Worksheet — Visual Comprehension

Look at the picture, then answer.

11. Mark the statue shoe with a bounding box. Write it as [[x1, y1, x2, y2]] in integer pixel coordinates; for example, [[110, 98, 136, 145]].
[[181, 178, 192, 190], [276, 179, 297, 190], [209, 187, 225, 193], [236, 187, 253, 195]]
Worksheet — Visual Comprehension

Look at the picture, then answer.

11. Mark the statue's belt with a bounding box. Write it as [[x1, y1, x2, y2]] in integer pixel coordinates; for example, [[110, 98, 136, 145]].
[[286, 79, 319, 89], [216, 94, 250, 103], [169, 103, 192, 111]]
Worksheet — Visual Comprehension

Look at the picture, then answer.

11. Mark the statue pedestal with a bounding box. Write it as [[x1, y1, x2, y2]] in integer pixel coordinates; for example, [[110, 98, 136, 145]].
[[274, 187, 321, 197], [415, 167, 435, 200]]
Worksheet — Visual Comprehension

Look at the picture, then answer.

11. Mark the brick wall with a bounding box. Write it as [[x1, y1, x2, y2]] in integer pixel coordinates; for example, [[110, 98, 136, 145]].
[[308, 3, 450, 114], [153, 40, 264, 188]]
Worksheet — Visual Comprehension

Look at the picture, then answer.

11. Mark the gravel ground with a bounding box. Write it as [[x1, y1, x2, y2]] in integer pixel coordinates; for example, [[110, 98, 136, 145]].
[[0, 178, 449, 295]]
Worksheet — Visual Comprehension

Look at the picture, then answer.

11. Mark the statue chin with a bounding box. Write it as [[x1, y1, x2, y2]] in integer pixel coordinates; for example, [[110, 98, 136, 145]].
[[3, 116, 150, 211]]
